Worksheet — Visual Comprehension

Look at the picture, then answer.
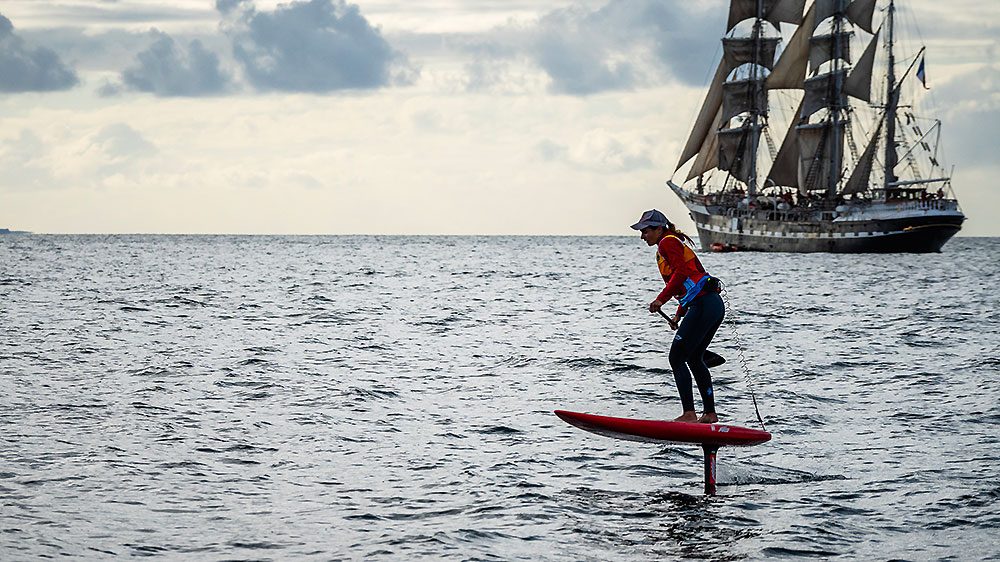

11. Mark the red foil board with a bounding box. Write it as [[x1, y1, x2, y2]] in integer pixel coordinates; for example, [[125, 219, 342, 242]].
[[555, 410, 771, 447]]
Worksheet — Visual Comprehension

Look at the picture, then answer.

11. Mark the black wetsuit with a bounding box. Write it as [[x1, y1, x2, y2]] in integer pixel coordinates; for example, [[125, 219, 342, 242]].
[[669, 291, 725, 414]]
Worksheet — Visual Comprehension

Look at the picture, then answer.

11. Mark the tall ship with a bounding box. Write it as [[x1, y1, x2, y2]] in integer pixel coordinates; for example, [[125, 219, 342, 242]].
[[667, 0, 964, 253]]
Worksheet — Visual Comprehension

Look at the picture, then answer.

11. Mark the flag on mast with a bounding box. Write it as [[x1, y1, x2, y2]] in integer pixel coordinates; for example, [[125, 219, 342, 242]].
[[916, 55, 929, 89]]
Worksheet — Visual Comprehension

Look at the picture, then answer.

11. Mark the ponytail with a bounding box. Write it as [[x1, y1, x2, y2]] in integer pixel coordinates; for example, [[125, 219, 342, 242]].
[[665, 220, 694, 244]]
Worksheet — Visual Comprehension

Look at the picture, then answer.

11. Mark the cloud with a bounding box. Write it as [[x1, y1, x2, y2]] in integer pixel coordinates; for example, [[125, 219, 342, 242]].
[[536, 128, 654, 173], [217, 0, 415, 92], [0, 13, 79, 92], [0, 123, 155, 191], [84, 123, 157, 164], [932, 62, 1000, 167], [49, 123, 154, 182], [457, 0, 720, 96], [0, 130, 54, 189], [532, 12, 637, 95], [106, 30, 232, 97]]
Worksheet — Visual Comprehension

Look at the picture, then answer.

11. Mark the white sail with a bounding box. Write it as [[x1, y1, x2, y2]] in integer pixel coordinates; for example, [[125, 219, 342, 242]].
[[814, 0, 878, 32], [723, 37, 782, 71], [844, 30, 880, 102], [766, 100, 806, 188], [676, 61, 728, 171], [809, 31, 852, 73], [842, 120, 883, 194], [846, 0, 877, 33], [766, 4, 816, 90], [722, 78, 768, 122], [718, 127, 757, 183], [727, 0, 807, 32], [801, 69, 848, 118], [686, 108, 724, 181], [797, 122, 844, 191]]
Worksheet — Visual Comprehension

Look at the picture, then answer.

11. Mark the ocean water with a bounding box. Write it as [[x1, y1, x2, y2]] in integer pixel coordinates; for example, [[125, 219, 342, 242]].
[[1, 234, 998, 561]]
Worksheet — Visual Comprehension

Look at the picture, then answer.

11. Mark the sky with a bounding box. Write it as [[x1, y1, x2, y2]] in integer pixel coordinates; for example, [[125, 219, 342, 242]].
[[0, 0, 997, 235]]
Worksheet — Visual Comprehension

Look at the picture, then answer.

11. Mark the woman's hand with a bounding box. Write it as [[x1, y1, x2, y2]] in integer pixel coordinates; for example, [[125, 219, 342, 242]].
[[648, 299, 663, 313]]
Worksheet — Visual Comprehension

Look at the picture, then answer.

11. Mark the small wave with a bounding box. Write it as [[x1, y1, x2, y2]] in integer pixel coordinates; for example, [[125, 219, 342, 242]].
[[345, 513, 383, 521], [722, 464, 848, 486], [476, 425, 523, 435], [170, 295, 210, 307], [220, 457, 261, 465], [612, 388, 666, 401], [557, 357, 609, 368], [762, 546, 841, 557], [344, 386, 399, 400], [237, 357, 271, 366], [608, 362, 673, 376], [228, 541, 284, 550], [498, 355, 535, 367], [156, 461, 208, 469]]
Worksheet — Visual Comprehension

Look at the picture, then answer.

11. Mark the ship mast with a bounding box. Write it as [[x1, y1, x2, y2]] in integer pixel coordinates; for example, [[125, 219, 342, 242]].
[[828, 2, 847, 199], [883, 0, 899, 194], [747, 0, 764, 196]]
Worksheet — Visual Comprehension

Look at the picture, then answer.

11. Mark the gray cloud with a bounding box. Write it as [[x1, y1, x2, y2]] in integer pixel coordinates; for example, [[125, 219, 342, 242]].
[[932, 62, 1000, 168], [532, 10, 637, 95], [218, 0, 414, 92], [108, 30, 232, 97], [457, 0, 720, 96], [0, 13, 79, 92]]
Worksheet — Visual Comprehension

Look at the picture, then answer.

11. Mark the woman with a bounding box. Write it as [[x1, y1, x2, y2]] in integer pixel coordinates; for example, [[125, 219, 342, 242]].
[[630, 209, 724, 424]]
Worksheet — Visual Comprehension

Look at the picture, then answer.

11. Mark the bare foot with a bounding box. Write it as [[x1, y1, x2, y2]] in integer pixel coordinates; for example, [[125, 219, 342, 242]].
[[673, 411, 698, 423], [698, 412, 718, 424]]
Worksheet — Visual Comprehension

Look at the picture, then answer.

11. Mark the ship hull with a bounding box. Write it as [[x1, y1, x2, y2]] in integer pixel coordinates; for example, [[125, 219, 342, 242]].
[[691, 211, 965, 254], [668, 181, 965, 254], [694, 219, 961, 253]]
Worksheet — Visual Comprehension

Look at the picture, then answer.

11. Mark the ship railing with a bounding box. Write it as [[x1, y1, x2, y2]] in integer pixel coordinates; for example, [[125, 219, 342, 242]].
[[881, 199, 960, 212], [721, 207, 818, 223], [711, 197, 959, 222]]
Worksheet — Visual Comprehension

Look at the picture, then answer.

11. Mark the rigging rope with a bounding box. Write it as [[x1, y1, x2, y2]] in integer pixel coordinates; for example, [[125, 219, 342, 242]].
[[720, 281, 766, 431]]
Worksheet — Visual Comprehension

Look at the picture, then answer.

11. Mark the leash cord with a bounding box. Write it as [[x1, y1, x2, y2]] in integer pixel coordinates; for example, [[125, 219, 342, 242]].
[[720, 282, 766, 431]]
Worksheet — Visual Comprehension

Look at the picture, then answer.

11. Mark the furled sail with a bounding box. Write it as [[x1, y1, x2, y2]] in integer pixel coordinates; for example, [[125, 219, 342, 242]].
[[723, 37, 782, 72], [801, 69, 848, 118], [766, 4, 816, 90], [797, 122, 844, 191], [844, 30, 880, 101], [686, 108, 724, 181], [722, 78, 768, 122], [842, 120, 883, 194], [809, 32, 852, 73], [718, 126, 758, 184], [676, 61, 728, 171], [727, 0, 807, 32]]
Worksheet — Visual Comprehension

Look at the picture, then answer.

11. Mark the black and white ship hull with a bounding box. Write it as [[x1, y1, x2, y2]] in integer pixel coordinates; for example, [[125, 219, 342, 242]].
[[670, 182, 964, 253]]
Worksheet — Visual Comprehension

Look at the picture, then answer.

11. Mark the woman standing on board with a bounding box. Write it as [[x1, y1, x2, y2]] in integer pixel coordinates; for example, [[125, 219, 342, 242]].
[[631, 209, 724, 424]]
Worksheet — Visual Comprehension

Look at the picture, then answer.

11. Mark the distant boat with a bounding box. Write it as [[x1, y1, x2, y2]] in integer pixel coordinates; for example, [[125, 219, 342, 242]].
[[0, 228, 30, 235], [667, 0, 964, 253]]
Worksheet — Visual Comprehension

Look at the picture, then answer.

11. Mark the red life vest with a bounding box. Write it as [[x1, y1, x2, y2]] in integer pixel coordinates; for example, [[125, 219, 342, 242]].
[[656, 234, 711, 307]]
